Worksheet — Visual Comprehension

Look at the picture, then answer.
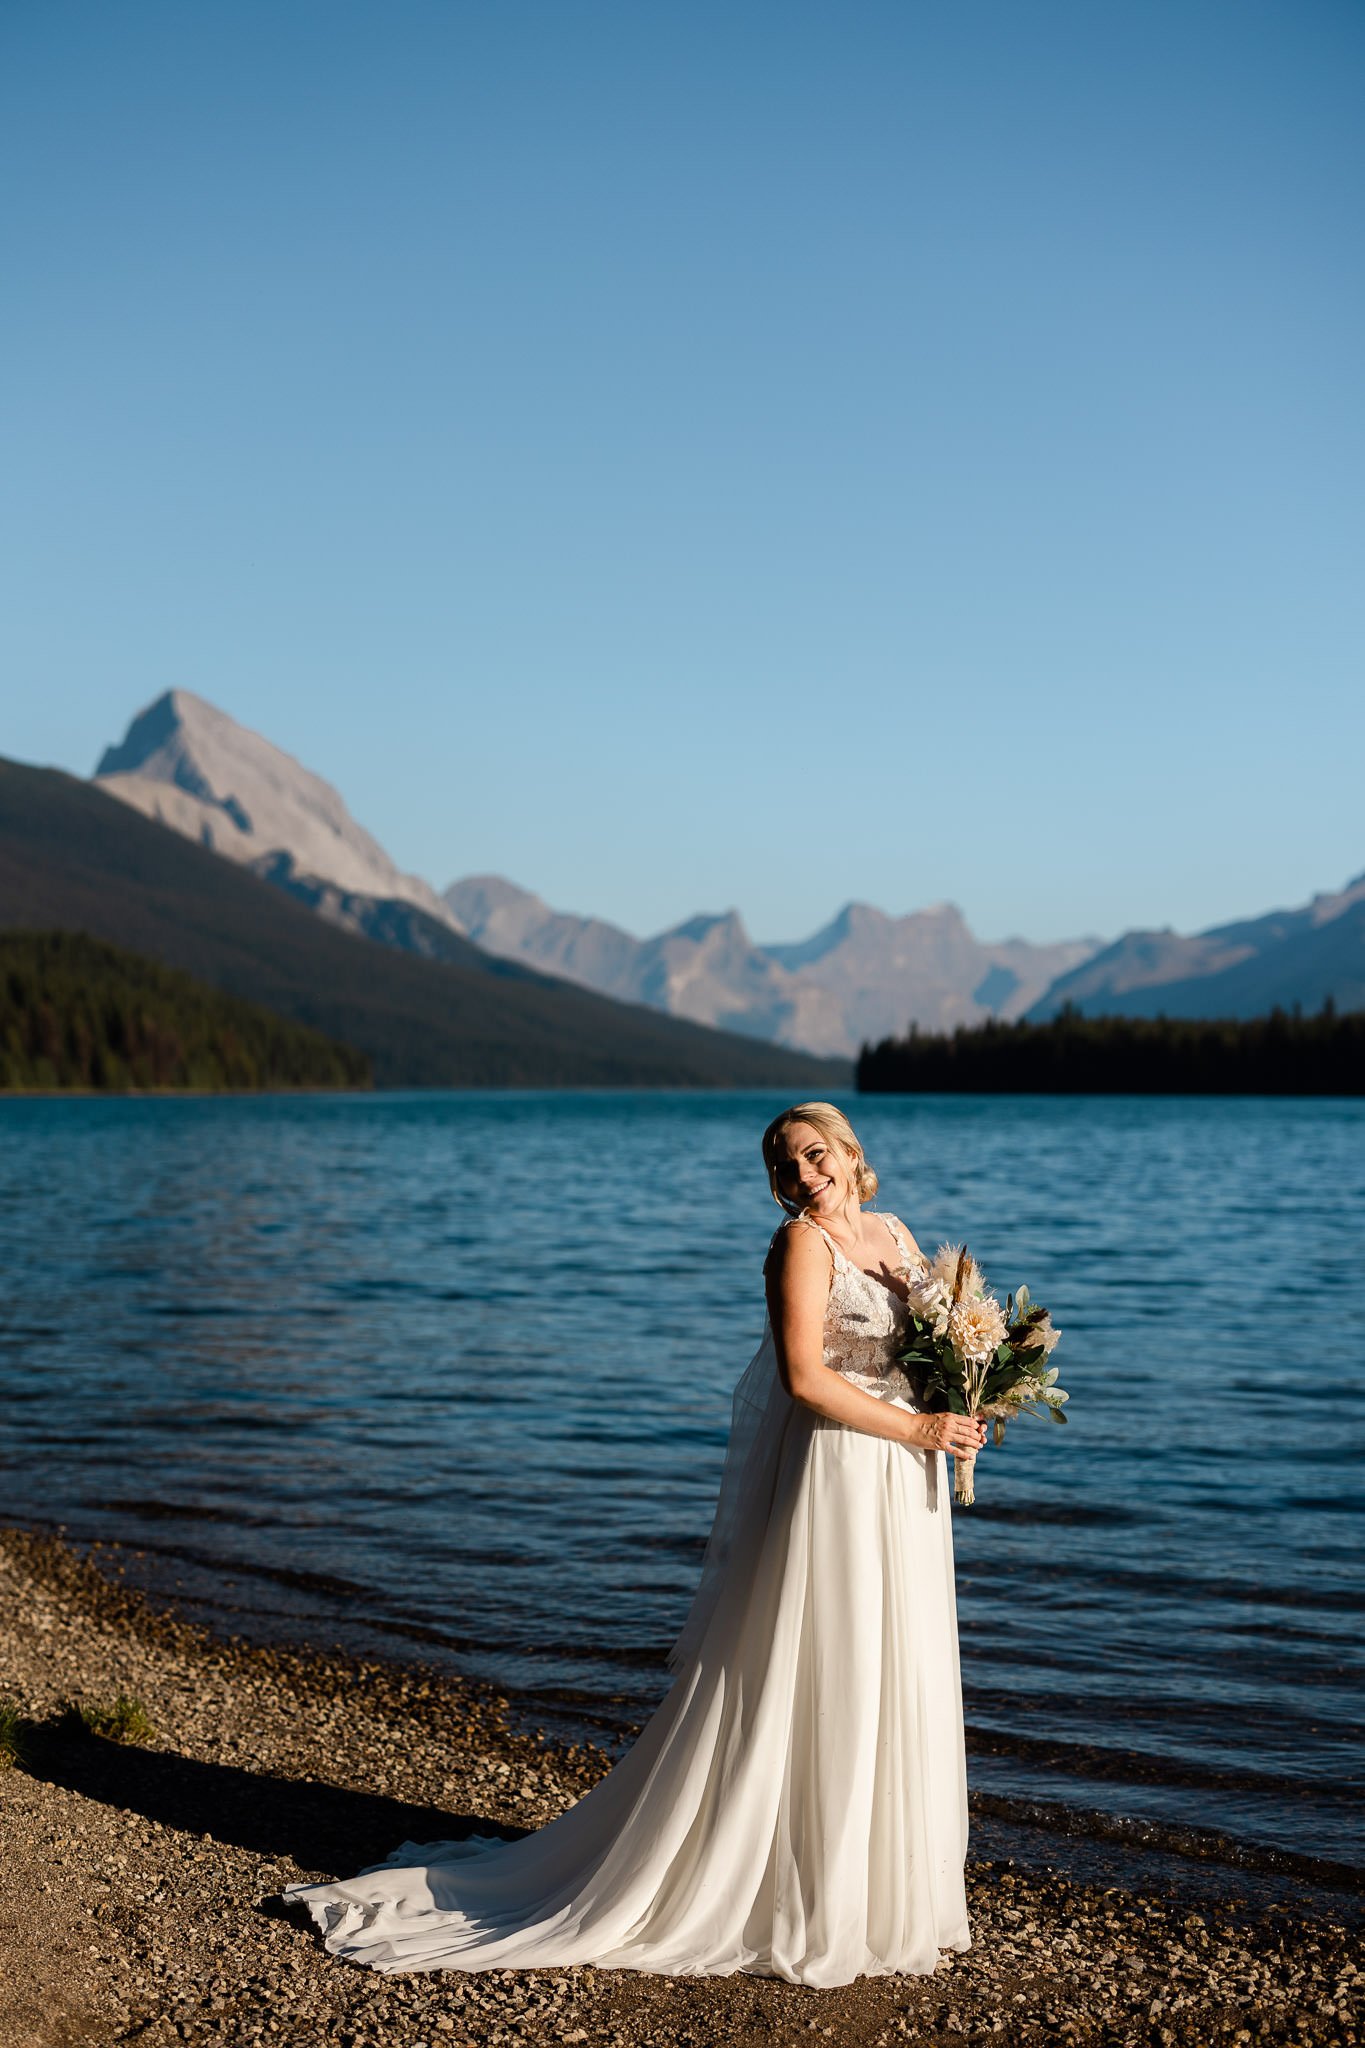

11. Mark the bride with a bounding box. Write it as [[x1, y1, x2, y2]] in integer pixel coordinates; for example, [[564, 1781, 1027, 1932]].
[[286, 1101, 986, 1986]]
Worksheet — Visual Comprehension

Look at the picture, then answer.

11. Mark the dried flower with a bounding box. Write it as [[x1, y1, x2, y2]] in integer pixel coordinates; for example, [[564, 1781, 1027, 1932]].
[[930, 1243, 962, 1287], [931, 1242, 986, 1299], [948, 1292, 1007, 1365]]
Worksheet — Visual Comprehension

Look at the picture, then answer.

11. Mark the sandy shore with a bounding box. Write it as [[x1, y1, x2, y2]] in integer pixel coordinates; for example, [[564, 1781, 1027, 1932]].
[[0, 1527, 1357, 2048]]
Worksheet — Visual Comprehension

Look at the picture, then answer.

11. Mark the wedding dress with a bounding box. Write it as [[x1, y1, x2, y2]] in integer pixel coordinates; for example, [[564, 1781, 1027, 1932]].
[[285, 1211, 971, 1986]]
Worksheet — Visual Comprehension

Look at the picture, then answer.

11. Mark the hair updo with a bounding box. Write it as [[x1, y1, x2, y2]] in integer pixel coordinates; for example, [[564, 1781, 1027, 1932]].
[[761, 1101, 879, 1214]]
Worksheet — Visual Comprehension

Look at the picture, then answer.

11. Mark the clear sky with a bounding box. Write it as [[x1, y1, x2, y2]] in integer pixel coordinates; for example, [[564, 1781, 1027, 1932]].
[[3, 0, 1361, 947]]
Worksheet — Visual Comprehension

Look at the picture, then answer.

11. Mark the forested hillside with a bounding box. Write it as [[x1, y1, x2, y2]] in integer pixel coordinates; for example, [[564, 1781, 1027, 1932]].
[[0, 930, 371, 1091]]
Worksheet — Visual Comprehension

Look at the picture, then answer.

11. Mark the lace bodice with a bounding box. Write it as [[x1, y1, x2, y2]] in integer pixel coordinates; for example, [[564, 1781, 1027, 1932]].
[[773, 1211, 927, 1405]]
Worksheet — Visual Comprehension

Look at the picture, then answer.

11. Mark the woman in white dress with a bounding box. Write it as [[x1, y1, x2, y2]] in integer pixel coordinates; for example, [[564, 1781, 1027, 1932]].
[[286, 1100, 986, 1986]]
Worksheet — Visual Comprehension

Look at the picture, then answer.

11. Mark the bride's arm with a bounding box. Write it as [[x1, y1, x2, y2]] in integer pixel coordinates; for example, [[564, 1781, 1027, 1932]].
[[764, 1226, 982, 1457]]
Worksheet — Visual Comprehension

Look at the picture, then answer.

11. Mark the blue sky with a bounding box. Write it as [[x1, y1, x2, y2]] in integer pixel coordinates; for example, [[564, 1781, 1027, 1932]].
[[3, 0, 1361, 947]]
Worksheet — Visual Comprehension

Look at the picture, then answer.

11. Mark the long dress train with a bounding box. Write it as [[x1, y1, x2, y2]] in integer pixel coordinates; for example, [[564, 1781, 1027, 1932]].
[[284, 1211, 971, 1986]]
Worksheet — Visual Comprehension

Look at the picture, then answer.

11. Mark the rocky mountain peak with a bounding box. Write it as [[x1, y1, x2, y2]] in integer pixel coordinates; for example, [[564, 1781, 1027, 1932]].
[[96, 689, 212, 795], [446, 874, 547, 927], [669, 910, 751, 948], [93, 691, 462, 930]]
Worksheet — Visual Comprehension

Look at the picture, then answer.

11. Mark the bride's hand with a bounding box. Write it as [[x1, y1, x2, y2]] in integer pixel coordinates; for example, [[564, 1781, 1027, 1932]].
[[915, 1413, 988, 1456]]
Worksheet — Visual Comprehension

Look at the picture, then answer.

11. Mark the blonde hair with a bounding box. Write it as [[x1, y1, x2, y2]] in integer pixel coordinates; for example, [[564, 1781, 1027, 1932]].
[[761, 1101, 879, 1214]]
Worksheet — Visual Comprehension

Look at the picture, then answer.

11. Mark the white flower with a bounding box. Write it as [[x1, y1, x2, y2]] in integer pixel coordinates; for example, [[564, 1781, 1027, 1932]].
[[905, 1272, 951, 1336], [1016, 1313, 1060, 1357], [948, 1292, 1007, 1365]]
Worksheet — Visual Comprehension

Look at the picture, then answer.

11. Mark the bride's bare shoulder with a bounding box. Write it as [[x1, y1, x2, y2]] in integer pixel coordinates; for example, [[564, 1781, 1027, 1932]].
[[762, 1214, 832, 1281]]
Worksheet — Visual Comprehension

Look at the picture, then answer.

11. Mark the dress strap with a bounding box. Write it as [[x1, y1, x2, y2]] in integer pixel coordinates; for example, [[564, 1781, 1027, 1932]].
[[880, 1212, 925, 1266], [779, 1211, 919, 1276], [765, 1214, 839, 1276], [881, 1213, 910, 1260]]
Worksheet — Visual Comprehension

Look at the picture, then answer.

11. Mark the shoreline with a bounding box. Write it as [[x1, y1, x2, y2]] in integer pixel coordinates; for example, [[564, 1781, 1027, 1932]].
[[12, 1511, 1357, 1909], [1, 1528, 1358, 2047]]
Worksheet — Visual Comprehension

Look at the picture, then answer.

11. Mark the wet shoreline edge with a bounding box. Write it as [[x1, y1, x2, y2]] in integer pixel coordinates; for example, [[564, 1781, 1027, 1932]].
[[8, 1512, 1360, 1916], [1, 1524, 1359, 2047], [5, 1515, 1358, 1908]]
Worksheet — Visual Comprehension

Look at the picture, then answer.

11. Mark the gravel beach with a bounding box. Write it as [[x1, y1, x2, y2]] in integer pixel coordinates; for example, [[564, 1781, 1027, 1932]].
[[0, 1527, 1357, 2048]]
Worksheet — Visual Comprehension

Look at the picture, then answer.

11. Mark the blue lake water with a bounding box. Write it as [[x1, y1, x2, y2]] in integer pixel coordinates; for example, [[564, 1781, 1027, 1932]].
[[2, 1090, 1362, 1886]]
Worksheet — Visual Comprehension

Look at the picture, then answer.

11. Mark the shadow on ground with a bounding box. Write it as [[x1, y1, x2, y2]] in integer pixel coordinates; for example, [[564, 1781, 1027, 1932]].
[[21, 1722, 528, 1879]]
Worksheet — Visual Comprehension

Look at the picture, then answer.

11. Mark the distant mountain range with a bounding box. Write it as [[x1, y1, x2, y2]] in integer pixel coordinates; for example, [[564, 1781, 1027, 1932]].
[[76, 691, 1363, 1050], [444, 878, 1098, 1057], [1026, 873, 1365, 1021], [0, 758, 845, 1089], [89, 693, 1101, 1057]]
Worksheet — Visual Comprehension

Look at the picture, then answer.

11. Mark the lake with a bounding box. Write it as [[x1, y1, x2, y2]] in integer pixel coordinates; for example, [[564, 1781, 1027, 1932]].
[[3, 1090, 1361, 1889]]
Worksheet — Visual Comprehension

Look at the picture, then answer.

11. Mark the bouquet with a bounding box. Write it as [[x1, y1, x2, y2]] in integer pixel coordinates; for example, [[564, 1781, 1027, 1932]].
[[894, 1244, 1067, 1505]]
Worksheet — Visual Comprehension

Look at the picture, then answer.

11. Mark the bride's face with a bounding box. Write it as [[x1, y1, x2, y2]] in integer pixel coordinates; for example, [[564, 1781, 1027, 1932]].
[[773, 1122, 856, 1216]]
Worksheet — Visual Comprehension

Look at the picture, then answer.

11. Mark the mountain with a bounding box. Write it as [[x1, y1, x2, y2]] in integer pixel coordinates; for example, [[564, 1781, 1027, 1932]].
[[761, 900, 1099, 1047], [633, 911, 847, 1051], [0, 758, 849, 1089], [444, 876, 647, 994], [89, 694, 1100, 1058], [249, 852, 480, 965], [447, 878, 847, 1053], [95, 690, 464, 936], [1027, 873, 1365, 1020], [446, 876, 1099, 1058]]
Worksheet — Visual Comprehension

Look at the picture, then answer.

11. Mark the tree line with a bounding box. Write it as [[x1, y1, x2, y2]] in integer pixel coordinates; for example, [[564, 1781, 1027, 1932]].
[[857, 1001, 1362, 1095], [0, 929, 371, 1092]]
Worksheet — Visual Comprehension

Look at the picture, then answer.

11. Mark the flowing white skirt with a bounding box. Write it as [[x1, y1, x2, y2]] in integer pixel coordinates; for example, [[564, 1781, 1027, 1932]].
[[286, 1392, 970, 1985]]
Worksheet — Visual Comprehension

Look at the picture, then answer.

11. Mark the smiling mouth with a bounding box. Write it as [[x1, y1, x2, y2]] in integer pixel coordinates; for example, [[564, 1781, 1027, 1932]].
[[805, 1178, 832, 1199]]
